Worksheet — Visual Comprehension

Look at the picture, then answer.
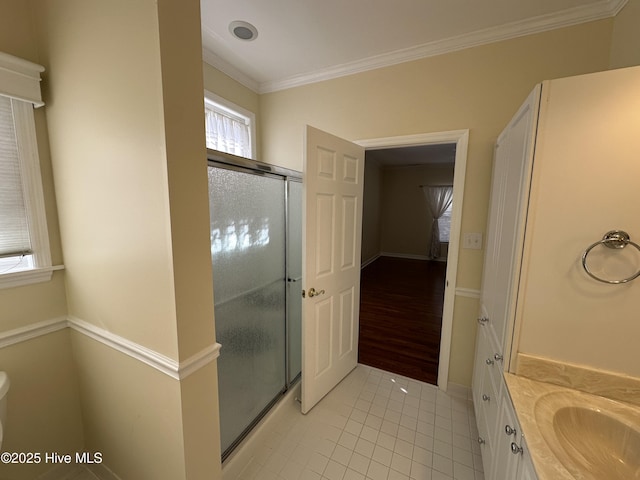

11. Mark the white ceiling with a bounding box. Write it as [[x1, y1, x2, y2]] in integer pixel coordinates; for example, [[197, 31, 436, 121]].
[[200, 0, 625, 93]]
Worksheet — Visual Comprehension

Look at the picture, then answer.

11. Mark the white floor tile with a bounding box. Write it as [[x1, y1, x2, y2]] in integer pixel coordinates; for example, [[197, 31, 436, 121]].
[[224, 365, 483, 480]]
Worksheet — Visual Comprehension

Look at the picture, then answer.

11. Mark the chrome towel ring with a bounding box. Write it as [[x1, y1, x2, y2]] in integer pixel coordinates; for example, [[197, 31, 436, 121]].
[[581, 230, 640, 284]]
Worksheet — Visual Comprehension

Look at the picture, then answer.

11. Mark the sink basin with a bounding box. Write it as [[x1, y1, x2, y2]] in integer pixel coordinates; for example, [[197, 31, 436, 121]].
[[535, 391, 640, 479]]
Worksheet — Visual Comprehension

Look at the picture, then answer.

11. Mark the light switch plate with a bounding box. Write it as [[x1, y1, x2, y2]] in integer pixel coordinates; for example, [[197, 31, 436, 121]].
[[463, 232, 483, 249]]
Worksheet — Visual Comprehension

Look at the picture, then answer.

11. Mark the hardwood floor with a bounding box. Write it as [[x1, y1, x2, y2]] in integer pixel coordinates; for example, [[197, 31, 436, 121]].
[[358, 256, 446, 385]]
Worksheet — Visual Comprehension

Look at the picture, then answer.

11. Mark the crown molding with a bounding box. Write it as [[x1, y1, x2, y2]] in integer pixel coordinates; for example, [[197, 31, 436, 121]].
[[203, 0, 625, 94], [202, 47, 260, 93]]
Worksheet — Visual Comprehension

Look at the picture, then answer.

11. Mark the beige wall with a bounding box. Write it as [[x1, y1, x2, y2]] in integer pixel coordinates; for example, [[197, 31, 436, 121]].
[[71, 332, 186, 480], [0, 0, 66, 331], [259, 20, 612, 386], [609, 0, 640, 69], [0, 330, 84, 480], [203, 63, 262, 160], [34, 0, 179, 358], [380, 165, 454, 257], [516, 66, 640, 377], [31, 0, 221, 478], [361, 159, 382, 263], [0, 3, 84, 478]]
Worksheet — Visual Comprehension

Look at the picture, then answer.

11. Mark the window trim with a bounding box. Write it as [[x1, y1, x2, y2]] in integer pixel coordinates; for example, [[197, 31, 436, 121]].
[[204, 90, 256, 160], [0, 99, 55, 289]]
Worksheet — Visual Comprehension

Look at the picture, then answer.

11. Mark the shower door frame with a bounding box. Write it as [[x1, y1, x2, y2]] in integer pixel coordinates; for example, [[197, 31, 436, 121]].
[[207, 149, 302, 460]]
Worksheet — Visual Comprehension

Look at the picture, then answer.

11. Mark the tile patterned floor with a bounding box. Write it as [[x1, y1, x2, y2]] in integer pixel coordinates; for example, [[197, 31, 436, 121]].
[[228, 365, 484, 480]]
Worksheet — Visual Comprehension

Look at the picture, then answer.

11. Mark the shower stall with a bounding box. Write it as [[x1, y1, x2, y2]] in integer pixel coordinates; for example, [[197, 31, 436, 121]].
[[206, 150, 302, 460]]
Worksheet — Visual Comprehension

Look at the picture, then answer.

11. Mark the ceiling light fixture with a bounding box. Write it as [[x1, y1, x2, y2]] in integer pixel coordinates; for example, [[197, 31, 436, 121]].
[[229, 21, 258, 41]]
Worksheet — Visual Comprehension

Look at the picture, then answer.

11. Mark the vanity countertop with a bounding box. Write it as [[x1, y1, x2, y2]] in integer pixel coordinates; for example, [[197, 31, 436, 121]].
[[504, 372, 640, 480]]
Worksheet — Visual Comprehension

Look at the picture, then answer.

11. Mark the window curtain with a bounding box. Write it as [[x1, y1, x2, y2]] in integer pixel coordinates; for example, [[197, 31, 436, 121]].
[[421, 185, 453, 259], [205, 107, 251, 158]]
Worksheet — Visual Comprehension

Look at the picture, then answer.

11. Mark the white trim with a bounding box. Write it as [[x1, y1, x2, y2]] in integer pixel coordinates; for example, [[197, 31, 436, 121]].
[[13, 100, 52, 270], [356, 130, 469, 393], [0, 99, 54, 287], [360, 254, 380, 269], [256, 1, 625, 93], [68, 317, 221, 380], [0, 264, 64, 289], [0, 316, 67, 349], [0, 52, 45, 106], [202, 48, 260, 93], [204, 89, 257, 160], [380, 252, 430, 261], [68, 317, 182, 378], [455, 287, 481, 299], [0, 315, 221, 380], [446, 382, 472, 402], [178, 342, 223, 379], [38, 463, 122, 480], [87, 462, 122, 480]]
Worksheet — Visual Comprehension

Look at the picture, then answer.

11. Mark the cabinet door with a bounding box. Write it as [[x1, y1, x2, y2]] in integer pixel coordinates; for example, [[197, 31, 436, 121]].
[[516, 439, 538, 480], [480, 85, 542, 369], [492, 389, 522, 480], [473, 325, 502, 476]]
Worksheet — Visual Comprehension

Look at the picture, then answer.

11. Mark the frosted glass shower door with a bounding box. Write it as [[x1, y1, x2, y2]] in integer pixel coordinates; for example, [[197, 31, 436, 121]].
[[208, 166, 286, 458]]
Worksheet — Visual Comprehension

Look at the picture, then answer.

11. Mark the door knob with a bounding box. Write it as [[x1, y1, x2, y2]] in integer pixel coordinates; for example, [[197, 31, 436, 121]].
[[307, 287, 325, 298]]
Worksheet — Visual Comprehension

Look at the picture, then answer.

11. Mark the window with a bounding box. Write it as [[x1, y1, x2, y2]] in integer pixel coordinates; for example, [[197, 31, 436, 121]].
[[0, 52, 53, 288], [204, 90, 256, 159], [438, 201, 452, 243]]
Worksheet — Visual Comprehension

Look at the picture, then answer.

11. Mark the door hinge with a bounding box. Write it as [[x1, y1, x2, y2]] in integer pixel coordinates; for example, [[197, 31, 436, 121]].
[[302, 289, 306, 298]]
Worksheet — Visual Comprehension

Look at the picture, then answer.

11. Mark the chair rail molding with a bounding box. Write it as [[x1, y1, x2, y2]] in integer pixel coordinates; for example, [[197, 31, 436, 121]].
[[0, 316, 221, 380]]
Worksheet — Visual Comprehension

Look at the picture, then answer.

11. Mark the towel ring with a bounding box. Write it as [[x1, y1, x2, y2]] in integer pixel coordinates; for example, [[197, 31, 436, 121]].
[[581, 230, 640, 284]]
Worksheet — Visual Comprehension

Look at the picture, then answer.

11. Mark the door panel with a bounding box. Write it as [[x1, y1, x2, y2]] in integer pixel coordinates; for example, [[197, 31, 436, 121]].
[[339, 287, 355, 357], [341, 196, 357, 269], [315, 194, 335, 277], [302, 125, 364, 413]]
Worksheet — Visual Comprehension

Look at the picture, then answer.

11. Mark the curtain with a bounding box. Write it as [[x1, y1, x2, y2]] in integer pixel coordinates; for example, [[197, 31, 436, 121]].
[[204, 107, 251, 158], [422, 185, 453, 259]]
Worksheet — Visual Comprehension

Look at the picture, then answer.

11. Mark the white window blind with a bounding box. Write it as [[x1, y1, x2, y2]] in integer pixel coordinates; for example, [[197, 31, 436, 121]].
[[0, 95, 31, 258]]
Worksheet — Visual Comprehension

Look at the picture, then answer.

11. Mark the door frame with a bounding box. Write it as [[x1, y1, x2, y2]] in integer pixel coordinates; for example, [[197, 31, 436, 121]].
[[356, 129, 469, 391]]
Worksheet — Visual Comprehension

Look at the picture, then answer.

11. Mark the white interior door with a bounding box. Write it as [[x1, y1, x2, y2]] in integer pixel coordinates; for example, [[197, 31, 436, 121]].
[[301, 125, 365, 414]]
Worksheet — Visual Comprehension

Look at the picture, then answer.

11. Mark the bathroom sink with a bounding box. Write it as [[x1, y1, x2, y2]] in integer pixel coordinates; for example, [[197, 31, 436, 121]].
[[535, 391, 640, 479]]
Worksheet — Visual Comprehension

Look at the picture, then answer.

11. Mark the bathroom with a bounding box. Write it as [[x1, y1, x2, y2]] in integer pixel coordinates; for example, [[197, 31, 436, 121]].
[[0, 1, 639, 479]]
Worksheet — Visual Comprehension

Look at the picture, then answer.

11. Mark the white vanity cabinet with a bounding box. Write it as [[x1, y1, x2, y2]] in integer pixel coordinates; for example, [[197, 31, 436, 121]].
[[473, 63, 640, 480], [491, 388, 530, 479], [472, 84, 541, 479]]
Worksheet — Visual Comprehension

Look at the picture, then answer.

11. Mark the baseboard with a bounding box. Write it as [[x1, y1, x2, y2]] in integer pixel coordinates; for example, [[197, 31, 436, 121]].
[[447, 382, 472, 401], [37, 462, 121, 480], [380, 252, 431, 261], [360, 254, 380, 269], [87, 463, 121, 480]]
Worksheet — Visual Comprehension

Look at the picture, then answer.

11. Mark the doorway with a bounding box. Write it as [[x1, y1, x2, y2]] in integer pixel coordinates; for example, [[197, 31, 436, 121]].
[[356, 130, 469, 389]]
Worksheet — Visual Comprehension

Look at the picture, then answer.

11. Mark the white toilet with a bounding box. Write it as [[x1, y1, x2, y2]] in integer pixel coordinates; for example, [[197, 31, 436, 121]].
[[0, 372, 9, 449]]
